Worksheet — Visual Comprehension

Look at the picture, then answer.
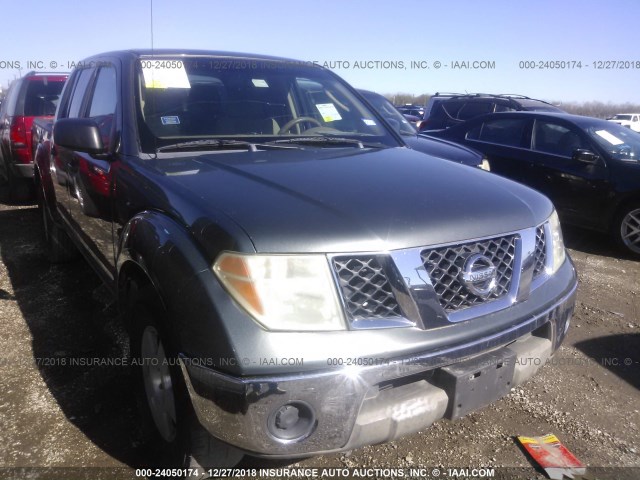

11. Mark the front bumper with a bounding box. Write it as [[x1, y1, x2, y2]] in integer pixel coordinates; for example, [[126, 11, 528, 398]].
[[180, 267, 577, 457]]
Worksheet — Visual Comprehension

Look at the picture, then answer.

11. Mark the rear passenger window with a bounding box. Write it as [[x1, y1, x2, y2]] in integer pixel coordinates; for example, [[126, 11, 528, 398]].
[[533, 121, 588, 157], [494, 104, 517, 113], [439, 101, 464, 120], [467, 118, 528, 147], [458, 102, 492, 120]]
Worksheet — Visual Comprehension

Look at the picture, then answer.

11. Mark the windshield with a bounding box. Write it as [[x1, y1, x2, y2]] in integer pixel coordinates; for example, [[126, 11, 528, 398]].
[[136, 56, 399, 151], [359, 91, 417, 136], [611, 114, 633, 121], [588, 123, 640, 161]]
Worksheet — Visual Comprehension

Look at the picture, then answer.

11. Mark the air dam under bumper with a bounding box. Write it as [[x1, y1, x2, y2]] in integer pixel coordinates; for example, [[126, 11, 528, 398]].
[[180, 279, 576, 457]]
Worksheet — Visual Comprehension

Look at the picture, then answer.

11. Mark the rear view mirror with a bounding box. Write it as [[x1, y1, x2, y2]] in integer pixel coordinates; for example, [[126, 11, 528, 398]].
[[572, 149, 599, 164]]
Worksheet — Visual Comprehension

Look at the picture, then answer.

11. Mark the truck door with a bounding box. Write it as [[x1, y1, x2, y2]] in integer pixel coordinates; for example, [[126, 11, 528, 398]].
[[51, 68, 95, 227], [62, 66, 119, 283], [526, 118, 610, 228]]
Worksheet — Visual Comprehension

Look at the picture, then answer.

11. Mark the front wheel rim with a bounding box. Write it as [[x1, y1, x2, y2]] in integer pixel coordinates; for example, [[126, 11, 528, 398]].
[[620, 207, 640, 254], [141, 325, 177, 442]]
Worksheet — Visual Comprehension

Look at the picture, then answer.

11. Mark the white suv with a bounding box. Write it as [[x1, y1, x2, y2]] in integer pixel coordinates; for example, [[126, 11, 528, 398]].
[[608, 113, 640, 132]]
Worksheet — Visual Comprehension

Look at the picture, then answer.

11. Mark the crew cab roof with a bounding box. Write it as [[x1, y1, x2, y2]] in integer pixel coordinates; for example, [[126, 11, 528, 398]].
[[81, 49, 322, 67]]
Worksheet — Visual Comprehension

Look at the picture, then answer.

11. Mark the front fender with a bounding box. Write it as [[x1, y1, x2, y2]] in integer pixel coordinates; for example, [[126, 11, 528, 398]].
[[33, 138, 61, 222], [116, 211, 250, 366]]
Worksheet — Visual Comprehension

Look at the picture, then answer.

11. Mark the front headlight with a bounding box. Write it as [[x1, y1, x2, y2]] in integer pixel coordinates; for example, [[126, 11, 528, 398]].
[[213, 252, 346, 331], [548, 210, 566, 274]]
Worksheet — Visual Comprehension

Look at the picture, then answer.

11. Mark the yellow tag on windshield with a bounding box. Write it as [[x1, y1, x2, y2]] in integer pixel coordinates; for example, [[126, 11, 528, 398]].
[[141, 60, 191, 89]]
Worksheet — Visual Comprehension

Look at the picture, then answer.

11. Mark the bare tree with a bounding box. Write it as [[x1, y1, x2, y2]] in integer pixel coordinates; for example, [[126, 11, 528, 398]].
[[385, 93, 431, 106], [553, 101, 640, 119]]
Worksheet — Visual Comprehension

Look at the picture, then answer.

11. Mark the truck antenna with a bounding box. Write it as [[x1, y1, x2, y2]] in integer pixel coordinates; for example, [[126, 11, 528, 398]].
[[150, 0, 154, 51]]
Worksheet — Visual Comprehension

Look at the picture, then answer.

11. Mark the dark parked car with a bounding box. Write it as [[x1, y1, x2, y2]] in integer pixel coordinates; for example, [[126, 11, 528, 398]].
[[402, 113, 421, 125], [429, 111, 640, 255], [358, 89, 489, 170], [0, 71, 68, 201], [34, 50, 576, 470], [396, 104, 424, 118], [418, 93, 563, 132]]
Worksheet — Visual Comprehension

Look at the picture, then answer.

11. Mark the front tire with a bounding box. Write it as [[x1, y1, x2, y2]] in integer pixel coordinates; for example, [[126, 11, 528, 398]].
[[129, 287, 243, 475], [614, 202, 640, 257], [37, 179, 78, 263]]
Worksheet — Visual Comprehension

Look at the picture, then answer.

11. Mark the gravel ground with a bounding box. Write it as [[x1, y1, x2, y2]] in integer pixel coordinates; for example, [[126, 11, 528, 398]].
[[0, 202, 638, 480]]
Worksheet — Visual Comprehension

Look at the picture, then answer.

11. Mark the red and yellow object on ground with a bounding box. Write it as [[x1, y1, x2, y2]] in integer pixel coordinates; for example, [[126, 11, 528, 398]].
[[517, 434, 587, 480]]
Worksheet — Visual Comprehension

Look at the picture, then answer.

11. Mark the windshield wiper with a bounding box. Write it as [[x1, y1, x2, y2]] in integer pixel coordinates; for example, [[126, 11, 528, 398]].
[[265, 137, 386, 149], [156, 139, 306, 153], [156, 139, 260, 153]]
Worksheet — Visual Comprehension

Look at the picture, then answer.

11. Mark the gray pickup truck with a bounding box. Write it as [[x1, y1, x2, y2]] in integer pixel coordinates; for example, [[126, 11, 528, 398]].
[[33, 50, 577, 471]]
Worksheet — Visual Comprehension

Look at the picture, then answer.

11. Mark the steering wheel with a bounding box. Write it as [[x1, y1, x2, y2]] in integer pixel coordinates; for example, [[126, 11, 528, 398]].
[[278, 116, 323, 135]]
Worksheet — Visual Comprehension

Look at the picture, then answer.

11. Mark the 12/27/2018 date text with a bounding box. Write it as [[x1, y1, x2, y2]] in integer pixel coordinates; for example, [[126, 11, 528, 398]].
[[518, 60, 640, 69]]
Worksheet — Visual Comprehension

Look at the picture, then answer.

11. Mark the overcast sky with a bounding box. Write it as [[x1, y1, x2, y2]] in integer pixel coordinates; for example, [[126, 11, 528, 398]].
[[1, 0, 639, 103]]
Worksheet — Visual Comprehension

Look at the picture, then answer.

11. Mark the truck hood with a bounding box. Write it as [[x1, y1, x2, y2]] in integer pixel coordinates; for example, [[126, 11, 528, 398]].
[[150, 146, 553, 253]]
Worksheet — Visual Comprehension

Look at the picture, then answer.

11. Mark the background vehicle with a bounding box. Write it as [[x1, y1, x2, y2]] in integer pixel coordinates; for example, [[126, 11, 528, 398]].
[[34, 50, 576, 470], [358, 89, 489, 170], [420, 92, 458, 127], [401, 112, 421, 125], [417, 93, 563, 132], [429, 111, 640, 255], [0, 71, 68, 202], [396, 104, 424, 118], [608, 113, 640, 132]]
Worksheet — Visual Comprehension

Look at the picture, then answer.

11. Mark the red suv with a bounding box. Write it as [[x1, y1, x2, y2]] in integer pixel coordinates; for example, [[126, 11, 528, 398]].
[[0, 71, 68, 201]]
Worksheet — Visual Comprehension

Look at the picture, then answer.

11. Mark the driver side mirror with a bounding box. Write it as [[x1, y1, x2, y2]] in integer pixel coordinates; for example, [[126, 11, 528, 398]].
[[54, 118, 106, 155], [572, 149, 599, 164]]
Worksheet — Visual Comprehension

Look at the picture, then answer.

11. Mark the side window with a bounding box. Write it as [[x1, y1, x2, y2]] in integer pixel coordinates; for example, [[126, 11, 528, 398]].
[[533, 121, 587, 157], [87, 67, 117, 148], [494, 104, 517, 113], [439, 100, 463, 120], [457, 101, 492, 120], [468, 118, 528, 147], [466, 123, 482, 140], [67, 69, 94, 119]]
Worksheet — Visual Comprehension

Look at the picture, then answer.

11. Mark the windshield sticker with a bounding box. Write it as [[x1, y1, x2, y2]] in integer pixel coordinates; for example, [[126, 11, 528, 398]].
[[362, 119, 377, 126], [252, 79, 269, 88], [315, 103, 342, 122], [161, 116, 181, 125], [595, 130, 624, 145], [142, 63, 191, 89]]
